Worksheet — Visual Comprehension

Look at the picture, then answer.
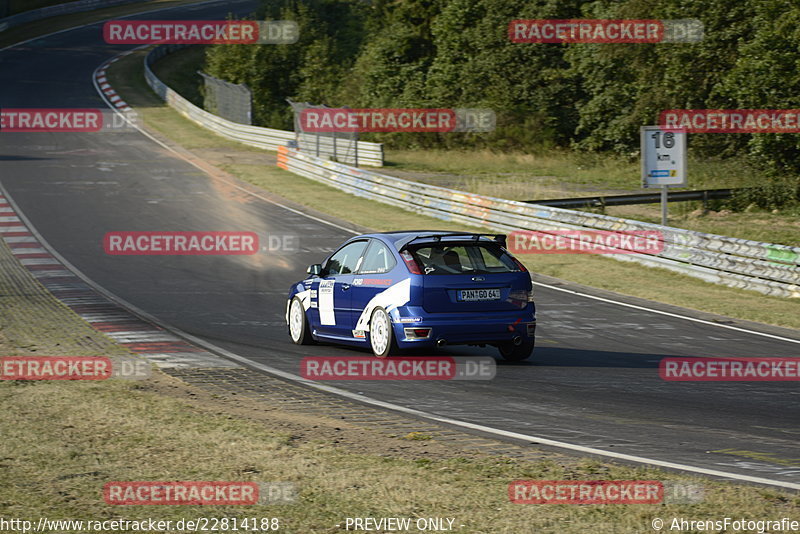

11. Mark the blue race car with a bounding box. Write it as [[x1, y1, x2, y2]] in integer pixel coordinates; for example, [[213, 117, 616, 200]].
[[286, 231, 536, 360]]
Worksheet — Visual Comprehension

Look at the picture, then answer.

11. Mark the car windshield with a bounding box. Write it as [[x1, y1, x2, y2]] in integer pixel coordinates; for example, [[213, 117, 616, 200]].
[[408, 243, 520, 275]]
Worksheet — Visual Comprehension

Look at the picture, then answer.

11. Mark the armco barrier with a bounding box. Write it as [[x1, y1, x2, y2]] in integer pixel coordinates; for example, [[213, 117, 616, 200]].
[[144, 45, 384, 167], [277, 146, 800, 298], [0, 0, 146, 31]]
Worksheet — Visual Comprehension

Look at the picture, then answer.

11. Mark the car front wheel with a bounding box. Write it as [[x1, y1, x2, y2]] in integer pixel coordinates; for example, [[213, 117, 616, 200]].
[[288, 297, 313, 345]]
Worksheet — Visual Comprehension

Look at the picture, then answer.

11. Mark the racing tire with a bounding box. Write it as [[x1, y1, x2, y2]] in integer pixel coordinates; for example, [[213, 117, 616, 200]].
[[497, 340, 534, 362], [288, 297, 314, 345], [369, 307, 396, 358]]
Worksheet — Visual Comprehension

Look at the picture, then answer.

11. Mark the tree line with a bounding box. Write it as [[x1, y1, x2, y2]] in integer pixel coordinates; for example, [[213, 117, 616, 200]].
[[202, 0, 800, 199]]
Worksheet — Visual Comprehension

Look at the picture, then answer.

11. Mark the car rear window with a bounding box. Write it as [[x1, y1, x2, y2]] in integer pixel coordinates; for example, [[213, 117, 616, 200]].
[[408, 243, 520, 275]]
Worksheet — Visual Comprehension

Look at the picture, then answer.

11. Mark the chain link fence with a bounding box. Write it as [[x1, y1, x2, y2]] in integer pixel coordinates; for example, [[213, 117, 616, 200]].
[[198, 71, 251, 125], [288, 99, 361, 166], [145, 45, 383, 165]]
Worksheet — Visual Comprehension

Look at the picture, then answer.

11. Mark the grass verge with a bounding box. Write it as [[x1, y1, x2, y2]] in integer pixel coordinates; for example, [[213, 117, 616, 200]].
[[385, 148, 762, 191], [601, 203, 800, 246], [110, 48, 800, 330]]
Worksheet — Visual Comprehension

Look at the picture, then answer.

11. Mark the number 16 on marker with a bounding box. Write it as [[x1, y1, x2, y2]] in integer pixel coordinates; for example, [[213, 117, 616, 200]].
[[641, 125, 686, 188]]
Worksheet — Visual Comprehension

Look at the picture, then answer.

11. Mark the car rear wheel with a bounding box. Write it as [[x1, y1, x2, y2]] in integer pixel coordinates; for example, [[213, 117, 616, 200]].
[[369, 307, 395, 358], [497, 340, 534, 361], [288, 297, 313, 345]]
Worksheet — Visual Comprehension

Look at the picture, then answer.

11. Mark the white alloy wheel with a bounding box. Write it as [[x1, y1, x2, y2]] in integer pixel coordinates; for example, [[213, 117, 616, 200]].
[[369, 307, 393, 358], [288, 297, 312, 345]]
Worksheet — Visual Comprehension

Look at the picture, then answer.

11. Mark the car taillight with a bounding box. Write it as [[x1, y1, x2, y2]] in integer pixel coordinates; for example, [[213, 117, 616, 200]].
[[404, 327, 432, 339], [511, 257, 528, 272], [400, 250, 422, 274], [508, 289, 534, 303]]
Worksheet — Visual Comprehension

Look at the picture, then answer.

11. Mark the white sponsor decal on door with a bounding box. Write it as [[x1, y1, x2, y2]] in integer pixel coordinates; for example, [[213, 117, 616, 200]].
[[318, 279, 336, 325]]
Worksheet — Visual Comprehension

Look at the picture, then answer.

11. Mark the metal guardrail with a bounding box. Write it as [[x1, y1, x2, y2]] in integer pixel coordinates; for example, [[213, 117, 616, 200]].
[[277, 146, 800, 298], [144, 45, 384, 167], [0, 0, 146, 31], [529, 188, 736, 209]]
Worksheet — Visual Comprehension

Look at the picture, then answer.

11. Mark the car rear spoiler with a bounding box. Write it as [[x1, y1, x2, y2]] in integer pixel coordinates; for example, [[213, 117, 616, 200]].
[[397, 233, 507, 250]]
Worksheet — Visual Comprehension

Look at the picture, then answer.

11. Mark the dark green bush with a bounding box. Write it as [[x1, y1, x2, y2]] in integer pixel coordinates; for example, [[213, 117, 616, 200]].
[[202, 0, 800, 190]]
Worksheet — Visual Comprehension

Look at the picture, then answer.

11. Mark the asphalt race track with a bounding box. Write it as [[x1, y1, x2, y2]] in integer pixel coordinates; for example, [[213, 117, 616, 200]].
[[1, 0, 798, 490]]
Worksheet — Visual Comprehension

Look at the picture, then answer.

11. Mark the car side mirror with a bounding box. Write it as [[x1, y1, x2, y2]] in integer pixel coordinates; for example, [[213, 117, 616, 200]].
[[307, 263, 322, 277]]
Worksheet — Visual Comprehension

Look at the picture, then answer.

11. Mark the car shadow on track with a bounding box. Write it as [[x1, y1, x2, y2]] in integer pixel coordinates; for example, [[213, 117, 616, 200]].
[[512, 346, 671, 369]]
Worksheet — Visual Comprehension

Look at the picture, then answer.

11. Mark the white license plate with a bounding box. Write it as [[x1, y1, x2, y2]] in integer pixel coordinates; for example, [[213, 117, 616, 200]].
[[457, 288, 501, 302]]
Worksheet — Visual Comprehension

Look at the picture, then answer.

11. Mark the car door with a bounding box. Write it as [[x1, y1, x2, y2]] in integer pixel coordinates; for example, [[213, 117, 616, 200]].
[[350, 239, 399, 338], [314, 239, 369, 338]]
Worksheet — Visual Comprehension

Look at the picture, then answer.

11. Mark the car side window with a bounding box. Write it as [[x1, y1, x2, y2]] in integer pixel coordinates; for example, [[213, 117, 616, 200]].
[[358, 241, 397, 274], [325, 241, 368, 276]]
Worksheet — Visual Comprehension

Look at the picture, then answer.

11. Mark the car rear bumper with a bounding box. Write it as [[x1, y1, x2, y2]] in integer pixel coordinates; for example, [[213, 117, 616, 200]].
[[390, 306, 536, 349]]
